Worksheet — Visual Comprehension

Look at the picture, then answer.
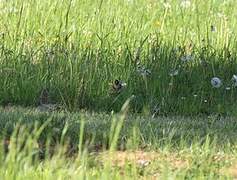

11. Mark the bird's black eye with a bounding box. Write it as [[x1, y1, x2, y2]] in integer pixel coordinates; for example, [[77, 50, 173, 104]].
[[114, 79, 119, 85]]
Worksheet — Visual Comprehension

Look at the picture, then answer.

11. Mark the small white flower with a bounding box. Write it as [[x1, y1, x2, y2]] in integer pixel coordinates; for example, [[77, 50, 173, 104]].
[[232, 74, 237, 87], [217, 13, 228, 20], [0, 7, 18, 14], [163, 2, 171, 9], [137, 65, 151, 77], [121, 82, 127, 87], [173, 47, 181, 53], [137, 159, 150, 167], [225, 87, 231, 91], [180, 0, 191, 8], [181, 54, 193, 62], [131, 94, 136, 99], [193, 94, 198, 97], [217, 12, 225, 18], [211, 77, 222, 88], [169, 69, 179, 77], [204, 99, 208, 103]]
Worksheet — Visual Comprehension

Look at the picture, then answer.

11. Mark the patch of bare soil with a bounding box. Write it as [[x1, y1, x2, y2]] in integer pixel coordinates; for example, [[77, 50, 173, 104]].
[[220, 161, 237, 178], [97, 150, 188, 178]]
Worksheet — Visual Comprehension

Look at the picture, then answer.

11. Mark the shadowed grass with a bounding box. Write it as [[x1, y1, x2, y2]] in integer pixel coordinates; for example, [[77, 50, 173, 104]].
[[0, 106, 237, 150], [0, 106, 237, 179]]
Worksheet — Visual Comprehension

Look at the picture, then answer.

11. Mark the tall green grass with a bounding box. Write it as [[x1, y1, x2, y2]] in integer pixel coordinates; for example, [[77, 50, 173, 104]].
[[0, 0, 237, 115]]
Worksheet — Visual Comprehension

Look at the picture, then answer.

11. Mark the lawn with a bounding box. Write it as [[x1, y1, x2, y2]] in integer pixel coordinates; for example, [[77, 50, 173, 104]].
[[1, 0, 237, 179], [0, 106, 237, 179]]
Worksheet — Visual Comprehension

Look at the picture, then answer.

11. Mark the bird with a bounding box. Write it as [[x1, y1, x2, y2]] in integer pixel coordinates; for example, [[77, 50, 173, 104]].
[[110, 79, 127, 94]]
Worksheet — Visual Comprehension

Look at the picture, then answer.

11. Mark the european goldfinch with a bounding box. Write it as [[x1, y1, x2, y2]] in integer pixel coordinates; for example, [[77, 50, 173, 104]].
[[110, 79, 127, 94]]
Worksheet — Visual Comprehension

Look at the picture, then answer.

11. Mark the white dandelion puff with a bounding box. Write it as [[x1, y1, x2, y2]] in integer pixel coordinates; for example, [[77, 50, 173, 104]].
[[169, 69, 179, 77], [232, 74, 237, 87], [211, 77, 222, 88], [137, 65, 151, 77], [217, 12, 225, 18], [181, 54, 193, 62]]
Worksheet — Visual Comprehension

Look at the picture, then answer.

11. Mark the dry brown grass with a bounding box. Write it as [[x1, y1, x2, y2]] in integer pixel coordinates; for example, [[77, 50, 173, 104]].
[[97, 150, 188, 178]]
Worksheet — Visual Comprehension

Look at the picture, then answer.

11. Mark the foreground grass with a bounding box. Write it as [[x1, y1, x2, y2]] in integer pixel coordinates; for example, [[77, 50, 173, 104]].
[[0, 107, 237, 179], [1, 0, 237, 114]]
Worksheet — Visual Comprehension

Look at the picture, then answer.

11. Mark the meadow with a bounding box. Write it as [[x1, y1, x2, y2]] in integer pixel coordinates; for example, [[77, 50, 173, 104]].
[[1, 0, 237, 179], [1, 0, 237, 114]]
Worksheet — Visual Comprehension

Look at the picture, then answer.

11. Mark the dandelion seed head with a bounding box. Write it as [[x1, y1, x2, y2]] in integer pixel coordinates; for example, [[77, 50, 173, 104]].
[[131, 94, 136, 99], [148, 34, 156, 43], [0, 7, 18, 14], [169, 69, 179, 77], [137, 65, 151, 77], [232, 74, 237, 87], [211, 77, 222, 88], [181, 54, 193, 62]]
